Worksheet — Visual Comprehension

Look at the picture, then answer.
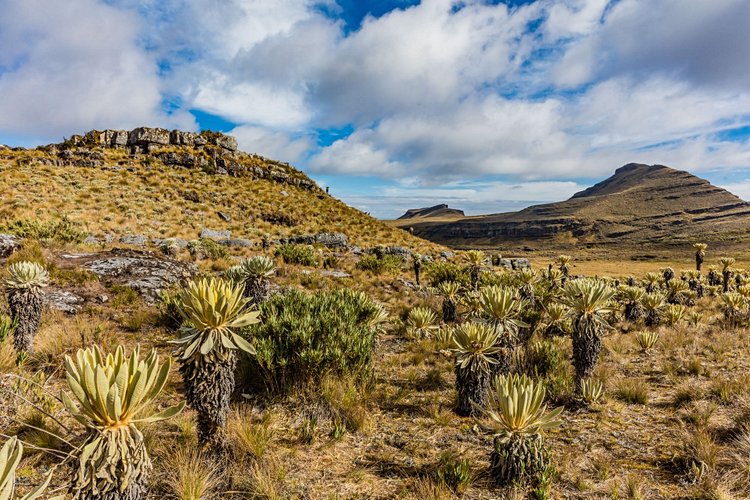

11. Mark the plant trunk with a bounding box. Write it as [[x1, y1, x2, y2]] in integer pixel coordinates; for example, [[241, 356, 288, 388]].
[[723, 271, 731, 293], [489, 433, 549, 486], [442, 299, 457, 323], [244, 277, 270, 305], [571, 320, 602, 390], [7, 289, 43, 353], [181, 350, 237, 447], [454, 365, 491, 417]]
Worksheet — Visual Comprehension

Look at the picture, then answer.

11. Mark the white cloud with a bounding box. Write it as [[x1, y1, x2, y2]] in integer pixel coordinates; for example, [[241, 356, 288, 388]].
[[0, 0, 180, 139], [230, 125, 312, 164]]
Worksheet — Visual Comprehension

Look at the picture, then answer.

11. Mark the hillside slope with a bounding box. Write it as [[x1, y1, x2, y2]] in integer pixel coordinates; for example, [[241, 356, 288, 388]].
[[398, 163, 750, 249], [0, 127, 437, 251]]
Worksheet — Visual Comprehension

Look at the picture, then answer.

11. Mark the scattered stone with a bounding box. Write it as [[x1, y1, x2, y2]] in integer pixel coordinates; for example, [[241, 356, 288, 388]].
[[152, 237, 189, 249], [84, 248, 197, 302], [45, 289, 84, 314], [497, 258, 531, 270], [384, 246, 411, 257], [301, 269, 352, 279], [280, 190, 289, 197], [440, 251, 455, 260], [200, 228, 231, 240], [286, 232, 348, 248], [219, 238, 253, 248], [60, 253, 95, 260], [104, 233, 117, 243], [120, 234, 149, 246], [83, 235, 101, 245], [0, 234, 21, 258], [218, 211, 232, 222], [97, 295, 109, 303]]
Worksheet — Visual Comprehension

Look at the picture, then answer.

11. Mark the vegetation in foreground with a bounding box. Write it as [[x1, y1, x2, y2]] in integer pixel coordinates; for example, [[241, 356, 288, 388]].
[[2, 223, 750, 499]]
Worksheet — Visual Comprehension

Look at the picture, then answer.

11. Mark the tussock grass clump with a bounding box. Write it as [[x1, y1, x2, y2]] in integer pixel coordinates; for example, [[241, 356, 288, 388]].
[[356, 254, 403, 275], [614, 379, 649, 405], [2, 216, 87, 244]]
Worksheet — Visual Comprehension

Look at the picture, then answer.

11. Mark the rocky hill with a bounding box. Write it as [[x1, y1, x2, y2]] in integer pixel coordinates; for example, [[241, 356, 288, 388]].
[[398, 204, 464, 220], [0, 127, 440, 252], [398, 163, 750, 249]]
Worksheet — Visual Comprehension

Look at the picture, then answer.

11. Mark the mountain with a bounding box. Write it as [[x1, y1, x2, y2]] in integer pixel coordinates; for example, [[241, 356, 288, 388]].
[[398, 204, 465, 220], [0, 127, 441, 252], [396, 163, 750, 249]]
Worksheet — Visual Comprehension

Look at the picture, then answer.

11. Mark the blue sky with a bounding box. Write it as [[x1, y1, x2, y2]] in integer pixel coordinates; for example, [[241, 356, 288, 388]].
[[1, 0, 750, 218]]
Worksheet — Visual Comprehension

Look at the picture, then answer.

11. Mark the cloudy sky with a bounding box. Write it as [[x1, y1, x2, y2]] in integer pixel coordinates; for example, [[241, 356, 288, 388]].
[[1, 0, 749, 218]]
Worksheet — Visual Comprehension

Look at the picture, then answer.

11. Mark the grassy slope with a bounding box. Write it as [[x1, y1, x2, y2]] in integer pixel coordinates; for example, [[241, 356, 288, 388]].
[[0, 145, 441, 251]]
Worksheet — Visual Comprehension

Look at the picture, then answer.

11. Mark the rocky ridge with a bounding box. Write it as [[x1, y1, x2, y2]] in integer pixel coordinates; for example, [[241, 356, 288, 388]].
[[15, 127, 318, 191]]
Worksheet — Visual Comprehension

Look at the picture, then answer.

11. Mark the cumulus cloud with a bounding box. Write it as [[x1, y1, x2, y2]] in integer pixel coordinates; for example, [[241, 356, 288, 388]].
[[230, 125, 312, 164], [0, 0, 182, 140]]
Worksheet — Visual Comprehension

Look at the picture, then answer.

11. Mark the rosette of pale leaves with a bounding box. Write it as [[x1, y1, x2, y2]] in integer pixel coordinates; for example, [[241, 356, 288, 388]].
[[560, 279, 615, 335], [481, 374, 563, 440], [238, 256, 276, 279], [172, 278, 260, 361], [451, 322, 501, 373], [477, 285, 528, 339], [0, 436, 54, 500], [5, 262, 48, 291], [406, 306, 438, 338], [62, 345, 184, 499]]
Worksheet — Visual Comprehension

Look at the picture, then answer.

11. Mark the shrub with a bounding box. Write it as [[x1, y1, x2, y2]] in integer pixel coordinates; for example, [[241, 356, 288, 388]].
[[425, 261, 470, 287], [241, 288, 384, 395], [356, 254, 403, 275], [2, 216, 87, 243], [275, 244, 319, 266], [187, 238, 228, 260]]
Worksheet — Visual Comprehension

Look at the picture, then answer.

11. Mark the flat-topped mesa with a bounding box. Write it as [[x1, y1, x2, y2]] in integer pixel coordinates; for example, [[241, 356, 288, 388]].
[[65, 127, 238, 154]]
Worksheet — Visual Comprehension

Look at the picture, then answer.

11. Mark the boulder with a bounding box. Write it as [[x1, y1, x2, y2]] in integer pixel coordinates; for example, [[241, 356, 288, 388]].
[[45, 289, 84, 314], [214, 135, 238, 151], [0, 234, 21, 258], [301, 269, 352, 279], [128, 127, 170, 147], [200, 228, 231, 240], [286, 232, 348, 248], [83, 235, 101, 245], [84, 248, 197, 302], [219, 238, 253, 248], [170, 130, 199, 147], [218, 211, 231, 222]]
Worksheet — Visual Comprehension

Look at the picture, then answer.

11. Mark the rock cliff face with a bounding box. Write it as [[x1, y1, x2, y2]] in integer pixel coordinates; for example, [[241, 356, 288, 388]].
[[398, 204, 465, 220], [404, 163, 750, 248], [26, 127, 317, 191]]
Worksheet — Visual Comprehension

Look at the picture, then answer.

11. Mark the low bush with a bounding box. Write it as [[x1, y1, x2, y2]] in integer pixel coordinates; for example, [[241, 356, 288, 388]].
[[425, 261, 470, 287], [275, 244, 319, 267], [356, 254, 403, 275], [2, 216, 87, 243], [241, 288, 384, 395]]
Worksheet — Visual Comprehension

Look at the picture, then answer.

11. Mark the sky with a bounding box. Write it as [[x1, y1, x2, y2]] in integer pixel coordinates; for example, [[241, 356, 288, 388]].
[[1, 0, 749, 218]]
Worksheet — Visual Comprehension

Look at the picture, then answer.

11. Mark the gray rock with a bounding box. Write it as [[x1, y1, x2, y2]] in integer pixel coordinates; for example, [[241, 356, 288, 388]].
[[109, 130, 129, 147], [45, 289, 84, 314], [84, 248, 197, 302], [349, 246, 364, 255], [104, 233, 117, 243], [384, 246, 411, 257], [301, 269, 352, 279], [120, 234, 148, 246], [219, 238, 253, 248], [498, 258, 531, 270], [440, 251, 455, 260], [152, 237, 189, 249], [128, 127, 170, 147], [218, 211, 231, 222], [214, 135, 238, 151], [280, 190, 289, 197], [287, 232, 348, 248], [0, 234, 21, 258], [200, 228, 231, 240], [170, 130, 199, 147], [84, 235, 101, 245]]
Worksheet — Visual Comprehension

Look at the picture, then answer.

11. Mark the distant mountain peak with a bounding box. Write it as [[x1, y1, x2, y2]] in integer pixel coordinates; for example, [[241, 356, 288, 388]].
[[401, 163, 750, 248], [398, 204, 465, 220]]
